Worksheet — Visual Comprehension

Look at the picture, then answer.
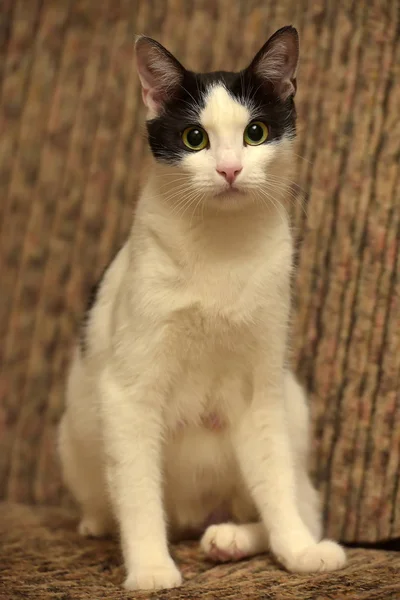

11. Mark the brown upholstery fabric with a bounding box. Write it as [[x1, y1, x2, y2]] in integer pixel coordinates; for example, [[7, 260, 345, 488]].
[[0, 0, 399, 550], [0, 503, 399, 600]]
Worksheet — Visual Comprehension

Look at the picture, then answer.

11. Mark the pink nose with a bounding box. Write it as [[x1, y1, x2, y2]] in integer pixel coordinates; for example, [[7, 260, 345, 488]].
[[216, 165, 242, 185]]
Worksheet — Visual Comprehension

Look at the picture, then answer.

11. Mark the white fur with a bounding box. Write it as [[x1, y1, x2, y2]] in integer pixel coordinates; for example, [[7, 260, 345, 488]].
[[59, 84, 345, 591]]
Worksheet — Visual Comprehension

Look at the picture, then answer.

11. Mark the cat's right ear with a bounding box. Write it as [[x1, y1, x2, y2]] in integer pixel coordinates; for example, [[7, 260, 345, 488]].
[[135, 36, 185, 117]]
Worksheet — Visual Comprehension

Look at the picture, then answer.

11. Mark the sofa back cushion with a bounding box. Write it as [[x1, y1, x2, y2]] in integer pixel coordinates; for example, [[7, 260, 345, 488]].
[[0, 0, 398, 543]]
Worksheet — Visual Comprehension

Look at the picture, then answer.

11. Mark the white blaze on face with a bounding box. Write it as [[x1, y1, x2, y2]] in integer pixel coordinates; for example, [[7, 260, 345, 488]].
[[200, 85, 250, 170]]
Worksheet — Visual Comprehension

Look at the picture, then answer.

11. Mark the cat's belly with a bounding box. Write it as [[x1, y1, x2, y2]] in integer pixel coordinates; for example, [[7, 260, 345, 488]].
[[164, 426, 254, 537], [164, 348, 253, 431], [162, 366, 256, 536], [160, 314, 257, 535]]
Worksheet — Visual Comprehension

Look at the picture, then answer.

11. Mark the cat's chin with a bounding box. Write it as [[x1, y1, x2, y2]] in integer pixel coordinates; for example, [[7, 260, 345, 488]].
[[207, 187, 253, 211], [215, 187, 242, 198]]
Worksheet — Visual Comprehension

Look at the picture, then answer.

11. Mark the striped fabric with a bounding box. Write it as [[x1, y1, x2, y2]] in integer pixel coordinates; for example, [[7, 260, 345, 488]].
[[0, 0, 399, 543]]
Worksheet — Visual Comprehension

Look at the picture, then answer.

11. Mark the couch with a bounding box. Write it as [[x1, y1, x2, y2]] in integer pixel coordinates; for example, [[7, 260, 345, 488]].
[[1, 0, 399, 598]]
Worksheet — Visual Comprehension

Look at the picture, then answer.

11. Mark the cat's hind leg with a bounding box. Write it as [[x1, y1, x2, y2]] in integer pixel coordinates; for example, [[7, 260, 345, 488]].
[[200, 522, 268, 562], [59, 353, 114, 538], [59, 414, 113, 537]]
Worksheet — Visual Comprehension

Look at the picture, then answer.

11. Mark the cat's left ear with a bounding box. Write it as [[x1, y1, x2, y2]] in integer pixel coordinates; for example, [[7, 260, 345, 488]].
[[135, 36, 185, 117], [247, 26, 299, 100]]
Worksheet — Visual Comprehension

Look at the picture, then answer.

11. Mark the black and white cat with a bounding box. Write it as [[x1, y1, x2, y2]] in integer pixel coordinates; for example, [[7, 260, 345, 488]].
[[59, 26, 346, 591]]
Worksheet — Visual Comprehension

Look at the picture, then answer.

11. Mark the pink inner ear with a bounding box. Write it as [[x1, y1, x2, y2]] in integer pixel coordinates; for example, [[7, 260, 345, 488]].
[[141, 86, 164, 114], [136, 38, 184, 114], [138, 69, 164, 114], [141, 85, 156, 112], [141, 87, 149, 105]]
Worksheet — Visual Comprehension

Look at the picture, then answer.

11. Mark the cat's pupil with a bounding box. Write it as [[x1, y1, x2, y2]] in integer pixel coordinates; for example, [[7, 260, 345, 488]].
[[247, 124, 263, 142], [187, 129, 203, 147]]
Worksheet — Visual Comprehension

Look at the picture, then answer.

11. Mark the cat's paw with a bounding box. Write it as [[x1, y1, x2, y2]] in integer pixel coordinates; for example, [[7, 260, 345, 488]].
[[78, 516, 109, 538], [201, 523, 250, 562], [279, 540, 346, 573], [124, 560, 182, 591]]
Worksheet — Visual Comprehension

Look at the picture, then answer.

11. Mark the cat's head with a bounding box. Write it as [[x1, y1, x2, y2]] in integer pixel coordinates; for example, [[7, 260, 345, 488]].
[[135, 27, 299, 211]]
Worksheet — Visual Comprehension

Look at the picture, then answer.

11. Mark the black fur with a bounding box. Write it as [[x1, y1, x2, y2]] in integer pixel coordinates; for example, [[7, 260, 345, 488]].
[[146, 69, 296, 164], [80, 265, 108, 355]]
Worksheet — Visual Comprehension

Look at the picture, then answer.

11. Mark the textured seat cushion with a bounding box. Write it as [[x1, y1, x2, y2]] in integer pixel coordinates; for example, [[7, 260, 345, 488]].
[[0, 0, 399, 545], [0, 503, 399, 600]]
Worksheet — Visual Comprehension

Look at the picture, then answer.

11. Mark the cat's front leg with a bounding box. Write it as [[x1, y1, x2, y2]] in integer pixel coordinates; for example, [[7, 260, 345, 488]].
[[100, 367, 181, 591], [234, 374, 346, 573]]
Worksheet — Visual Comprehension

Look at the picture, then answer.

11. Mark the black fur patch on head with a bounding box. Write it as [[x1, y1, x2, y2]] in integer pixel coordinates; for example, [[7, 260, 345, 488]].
[[146, 69, 297, 164]]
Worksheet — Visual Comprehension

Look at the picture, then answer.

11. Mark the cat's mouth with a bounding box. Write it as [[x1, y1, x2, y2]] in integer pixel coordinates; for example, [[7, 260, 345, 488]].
[[215, 186, 243, 198]]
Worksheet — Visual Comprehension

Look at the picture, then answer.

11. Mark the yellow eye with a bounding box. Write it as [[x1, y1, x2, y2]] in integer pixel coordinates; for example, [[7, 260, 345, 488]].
[[182, 126, 208, 151], [244, 121, 268, 146]]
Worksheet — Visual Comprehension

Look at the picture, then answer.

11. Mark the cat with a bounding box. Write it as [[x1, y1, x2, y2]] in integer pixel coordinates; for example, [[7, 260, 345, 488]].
[[58, 26, 346, 591]]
